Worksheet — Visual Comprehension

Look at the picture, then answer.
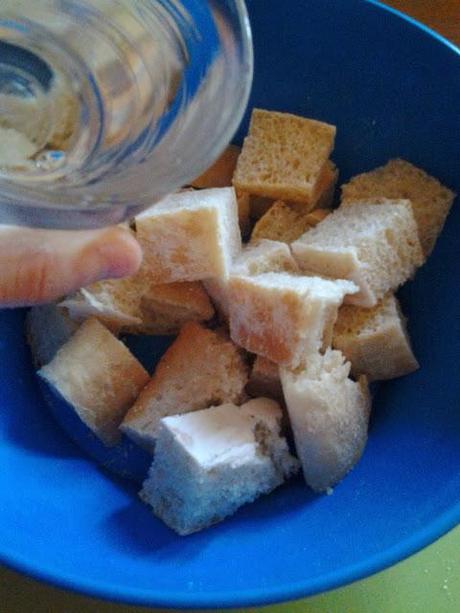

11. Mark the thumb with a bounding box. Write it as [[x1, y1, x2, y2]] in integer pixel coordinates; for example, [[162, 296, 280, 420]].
[[0, 225, 142, 307]]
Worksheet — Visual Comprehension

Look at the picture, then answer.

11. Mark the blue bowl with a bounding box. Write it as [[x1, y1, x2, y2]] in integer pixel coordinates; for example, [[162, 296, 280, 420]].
[[1, 0, 459, 608]]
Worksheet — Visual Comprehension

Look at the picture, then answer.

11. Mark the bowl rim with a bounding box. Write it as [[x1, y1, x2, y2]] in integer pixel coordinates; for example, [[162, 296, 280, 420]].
[[1, 0, 459, 608], [1, 501, 459, 609]]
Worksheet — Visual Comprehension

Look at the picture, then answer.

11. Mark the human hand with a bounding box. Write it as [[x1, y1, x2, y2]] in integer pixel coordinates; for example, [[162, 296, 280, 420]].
[[0, 225, 142, 307]]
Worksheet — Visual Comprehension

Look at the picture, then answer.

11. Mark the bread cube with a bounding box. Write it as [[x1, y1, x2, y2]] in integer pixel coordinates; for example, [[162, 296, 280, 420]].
[[247, 160, 337, 220], [121, 322, 249, 450], [61, 276, 142, 334], [246, 356, 283, 402], [135, 188, 242, 283], [341, 158, 456, 256], [232, 239, 299, 276], [204, 239, 299, 321], [291, 200, 424, 308], [252, 200, 331, 243], [140, 398, 299, 535], [62, 271, 214, 336], [39, 318, 150, 446], [333, 293, 419, 381], [233, 109, 336, 206], [140, 281, 215, 335], [280, 349, 371, 491], [26, 303, 79, 368], [228, 272, 358, 367]]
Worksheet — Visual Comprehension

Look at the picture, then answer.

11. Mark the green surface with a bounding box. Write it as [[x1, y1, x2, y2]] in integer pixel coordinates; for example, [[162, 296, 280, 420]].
[[1, 525, 458, 612]]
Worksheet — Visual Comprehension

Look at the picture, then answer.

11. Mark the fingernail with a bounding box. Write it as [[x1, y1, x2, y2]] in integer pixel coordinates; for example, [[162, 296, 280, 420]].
[[83, 228, 143, 283]]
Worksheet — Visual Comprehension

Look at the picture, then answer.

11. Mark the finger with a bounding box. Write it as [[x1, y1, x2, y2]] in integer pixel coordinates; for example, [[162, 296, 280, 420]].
[[0, 225, 142, 307]]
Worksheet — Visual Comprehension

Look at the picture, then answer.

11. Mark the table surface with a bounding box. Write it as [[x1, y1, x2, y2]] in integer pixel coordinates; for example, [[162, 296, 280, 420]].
[[387, 0, 460, 47], [1, 2, 459, 612]]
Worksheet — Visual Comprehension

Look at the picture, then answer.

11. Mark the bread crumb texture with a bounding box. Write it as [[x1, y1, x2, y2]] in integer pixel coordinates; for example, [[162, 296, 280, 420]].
[[281, 349, 370, 491], [121, 322, 249, 450], [333, 293, 419, 380], [341, 159, 455, 256], [233, 109, 336, 205], [140, 399, 298, 534], [39, 318, 149, 446], [292, 200, 424, 307]]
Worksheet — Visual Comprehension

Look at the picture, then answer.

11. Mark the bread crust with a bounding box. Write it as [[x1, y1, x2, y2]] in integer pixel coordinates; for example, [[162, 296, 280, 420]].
[[39, 318, 150, 446]]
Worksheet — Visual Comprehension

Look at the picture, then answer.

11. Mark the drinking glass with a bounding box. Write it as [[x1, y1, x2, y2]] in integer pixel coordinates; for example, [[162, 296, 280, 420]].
[[0, 0, 253, 228]]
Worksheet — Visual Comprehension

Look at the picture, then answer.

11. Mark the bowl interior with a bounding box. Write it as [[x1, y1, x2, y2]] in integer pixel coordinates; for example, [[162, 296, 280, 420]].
[[1, 0, 460, 608]]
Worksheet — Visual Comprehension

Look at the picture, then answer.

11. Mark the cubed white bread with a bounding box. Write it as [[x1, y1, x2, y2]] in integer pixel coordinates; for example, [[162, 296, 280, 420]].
[[280, 349, 371, 492], [246, 161, 337, 221], [39, 318, 150, 446], [232, 239, 299, 276], [233, 109, 336, 206], [26, 303, 80, 368], [333, 293, 419, 381], [204, 239, 299, 321], [251, 200, 331, 243], [135, 187, 242, 283], [341, 158, 456, 256], [139, 281, 215, 335], [62, 271, 214, 336], [61, 278, 141, 334], [246, 356, 283, 402], [228, 272, 358, 367], [121, 322, 249, 450], [291, 200, 424, 308], [140, 398, 299, 535]]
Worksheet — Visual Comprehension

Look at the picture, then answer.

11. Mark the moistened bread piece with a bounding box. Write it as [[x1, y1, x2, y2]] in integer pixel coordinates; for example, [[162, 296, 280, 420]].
[[39, 318, 150, 446], [140, 398, 299, 535], [62, 277, 142, 334], [341, 159, 456, 256], [62, 272, 214, 336], [121, 322, 249, 450], [140, 281, 215, 335], [232, 239, 299, 276], [233, 109, 336, 206], [333, 293, 418, 381], [292, 200, 424, 308], [204, 238, 299, 321], [252, 200, 331, 243], [228, 272, 358, 367], [246, 356, 283, 402], [136, 187, 242, 283], [26, 303, 79, 368], [280, 350, 371, 492]]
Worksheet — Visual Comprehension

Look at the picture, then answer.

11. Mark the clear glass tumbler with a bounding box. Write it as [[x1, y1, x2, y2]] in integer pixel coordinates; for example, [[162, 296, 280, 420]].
[[0, 0, 253, 229]]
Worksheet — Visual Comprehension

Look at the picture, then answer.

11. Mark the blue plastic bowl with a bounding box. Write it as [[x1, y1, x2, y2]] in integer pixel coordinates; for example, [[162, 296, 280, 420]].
[[1, 0, 459, 608]]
